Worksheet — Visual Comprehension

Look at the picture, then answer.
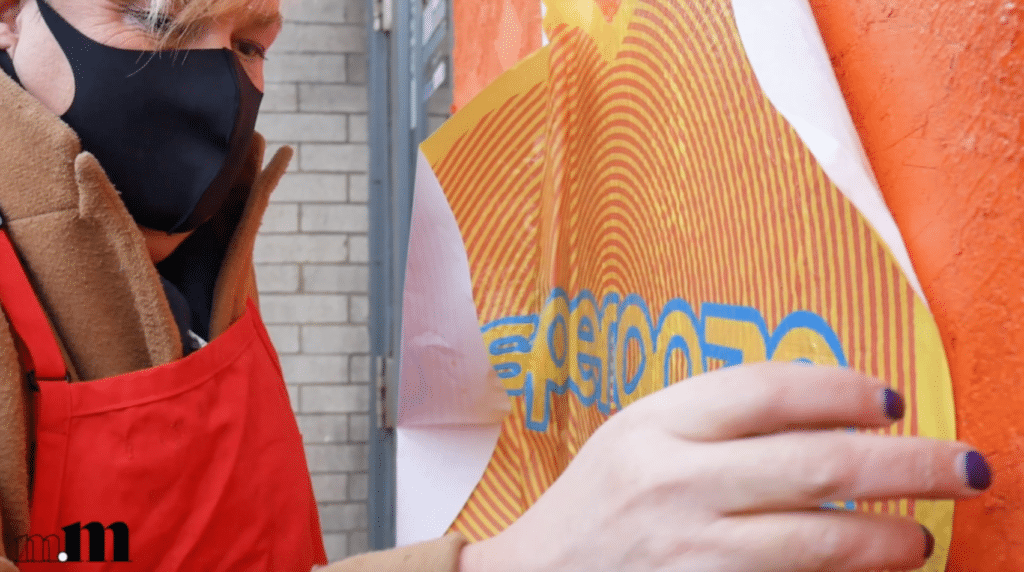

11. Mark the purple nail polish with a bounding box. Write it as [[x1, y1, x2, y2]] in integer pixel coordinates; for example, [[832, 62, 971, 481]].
[[921, 525, 934, 560], [883, 388, 905, 421], [965, 451, 992, 491]]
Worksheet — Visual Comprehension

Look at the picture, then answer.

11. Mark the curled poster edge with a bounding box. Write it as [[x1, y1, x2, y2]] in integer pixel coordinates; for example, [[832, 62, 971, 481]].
[[732, 0, 927, 303], [396, 425, 503, 546], [396, 151, 508, 546]]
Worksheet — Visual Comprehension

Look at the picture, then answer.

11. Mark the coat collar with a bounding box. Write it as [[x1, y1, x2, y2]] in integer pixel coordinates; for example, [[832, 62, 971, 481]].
[[0, 69, 290, 380]]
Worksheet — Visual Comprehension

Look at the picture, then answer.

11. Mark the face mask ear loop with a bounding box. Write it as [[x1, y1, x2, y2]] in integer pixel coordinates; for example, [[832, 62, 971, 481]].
[[0, 50, 20, 85]]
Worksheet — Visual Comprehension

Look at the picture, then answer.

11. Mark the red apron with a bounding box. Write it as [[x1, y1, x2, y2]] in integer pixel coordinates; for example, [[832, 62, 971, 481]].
[[0, 218, 328, 570]]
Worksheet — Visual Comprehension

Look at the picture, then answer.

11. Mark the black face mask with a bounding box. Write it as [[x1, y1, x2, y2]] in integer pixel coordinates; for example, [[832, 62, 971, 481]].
[[32, 0, 263, 233]]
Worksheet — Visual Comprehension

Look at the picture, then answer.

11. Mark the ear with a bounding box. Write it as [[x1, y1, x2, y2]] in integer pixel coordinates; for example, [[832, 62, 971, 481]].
[[0, 0, 21, 51]]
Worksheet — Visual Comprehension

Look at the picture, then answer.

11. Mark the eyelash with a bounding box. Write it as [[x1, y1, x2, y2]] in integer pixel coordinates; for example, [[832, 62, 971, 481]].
[[235, 40, 268, 60], [124, 8, 268, 60]]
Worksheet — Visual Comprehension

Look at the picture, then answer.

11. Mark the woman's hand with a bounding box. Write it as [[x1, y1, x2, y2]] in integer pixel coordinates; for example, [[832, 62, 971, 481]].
[[460, 362, 988, 572]]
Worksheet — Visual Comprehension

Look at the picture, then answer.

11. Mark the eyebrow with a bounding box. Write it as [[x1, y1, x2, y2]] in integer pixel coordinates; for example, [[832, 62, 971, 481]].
[[243, 11, 284, 29]]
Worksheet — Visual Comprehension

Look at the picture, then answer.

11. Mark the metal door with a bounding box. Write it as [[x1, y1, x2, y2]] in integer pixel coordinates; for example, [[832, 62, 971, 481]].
[[366, 0, 452, 550]]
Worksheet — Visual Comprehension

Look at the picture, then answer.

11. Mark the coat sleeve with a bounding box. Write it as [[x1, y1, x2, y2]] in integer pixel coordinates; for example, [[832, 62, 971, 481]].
[[319, 534, 468, 572], [0, 308, 30, 562]]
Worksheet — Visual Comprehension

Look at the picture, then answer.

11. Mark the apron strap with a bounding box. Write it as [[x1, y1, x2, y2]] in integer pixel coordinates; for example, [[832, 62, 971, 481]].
[[0, 210, 70, 387]]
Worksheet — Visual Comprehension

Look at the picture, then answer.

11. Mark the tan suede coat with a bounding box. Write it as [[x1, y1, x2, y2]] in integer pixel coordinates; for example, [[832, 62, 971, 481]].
[[0, 72, 466, 570]]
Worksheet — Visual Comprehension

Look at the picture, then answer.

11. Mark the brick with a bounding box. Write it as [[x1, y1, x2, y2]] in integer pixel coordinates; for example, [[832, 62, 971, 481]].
[[301, 385, 369, 414], [266, 54, 346, 83], [348, 413, 370, 443], [274, 23, 366, 54], [302, 325, 370, 354], [262, 83, 298, 112], [298, 414, 350, 443], [300, 143, 369, 173], [322, 533, 348, 563], [283, 0, 358, 24], [341, 503, 367, 532], [347, 472, 369, 503], [304, 265, 369, 293], [265, 324, 301, 353], [254, 235, 348, 263], [262, 0, 374, 556], [257, 113, 347, 143], [350, 296, 369, 324], [348, 234, 369, 263], [301, 324, 348, 354], [319, 502, 367, 532], [301, 204, 369, 233], [311, 473, 349, 503], [348, 174, 368, 203], [272, 173, 348, 202], [349, 356, 371, 384], [318, 504, 344, 532], [306, 443, 369, 473], [348, 113, 368, 143], [341, 0, 367, 24], [281, 356, 348, 384], [299, 84, 368, 113], [255, 264, 300, 293], [259, 203, 299, 233], [348, 531, 369, 556], [287, 385, 299, 412], [260, 294, 348, 324], [346, 53, 367, 85]]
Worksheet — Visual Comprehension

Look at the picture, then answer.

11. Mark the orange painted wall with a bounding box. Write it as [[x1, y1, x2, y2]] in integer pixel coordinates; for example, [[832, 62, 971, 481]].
[[451, 0, 543, 111], [451, 0, 627, 109], [810, 2, 1024, 568]]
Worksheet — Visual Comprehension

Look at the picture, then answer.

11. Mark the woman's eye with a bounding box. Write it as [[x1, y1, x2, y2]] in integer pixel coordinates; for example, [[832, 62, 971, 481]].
[[235, 40, 268, 60]]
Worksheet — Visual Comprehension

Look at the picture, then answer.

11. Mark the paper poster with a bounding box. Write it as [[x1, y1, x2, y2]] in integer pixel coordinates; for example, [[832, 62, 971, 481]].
[[396, 152, 510, 545], [402, 0, 956, 568]]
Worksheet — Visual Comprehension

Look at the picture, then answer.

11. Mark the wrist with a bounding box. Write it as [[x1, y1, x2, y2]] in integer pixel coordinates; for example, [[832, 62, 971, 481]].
[[458, 539, 485, 572], [459, 537, 509, 572]]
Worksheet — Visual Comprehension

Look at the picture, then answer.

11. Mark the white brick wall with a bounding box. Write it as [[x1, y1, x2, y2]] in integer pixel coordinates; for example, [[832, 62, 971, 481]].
[[257, 0, 453, 561], [256, 0, 371, 560]]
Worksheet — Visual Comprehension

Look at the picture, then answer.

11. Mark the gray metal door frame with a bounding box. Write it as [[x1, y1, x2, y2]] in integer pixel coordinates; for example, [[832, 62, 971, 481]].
[[366, 0, 451, 550]]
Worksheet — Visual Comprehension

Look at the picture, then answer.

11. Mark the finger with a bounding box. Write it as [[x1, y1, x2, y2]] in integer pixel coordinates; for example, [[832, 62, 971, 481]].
[[709, 510, 933, 572], [631, 362, 900, 441], [694, 432, 988, 514]]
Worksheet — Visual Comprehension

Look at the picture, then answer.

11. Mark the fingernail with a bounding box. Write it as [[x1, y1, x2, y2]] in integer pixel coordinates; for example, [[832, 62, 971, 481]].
[[882, 388, 904, 421], [964, 451, 992, 491], [921, 525, 934, 560]]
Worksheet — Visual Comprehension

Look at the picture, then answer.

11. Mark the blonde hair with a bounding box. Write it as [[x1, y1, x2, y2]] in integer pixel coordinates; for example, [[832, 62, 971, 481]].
[[143, 0, 278, 44]]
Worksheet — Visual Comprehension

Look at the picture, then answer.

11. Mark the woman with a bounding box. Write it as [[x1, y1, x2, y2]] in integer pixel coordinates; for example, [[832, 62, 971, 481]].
[[0, 0, 991, 570]]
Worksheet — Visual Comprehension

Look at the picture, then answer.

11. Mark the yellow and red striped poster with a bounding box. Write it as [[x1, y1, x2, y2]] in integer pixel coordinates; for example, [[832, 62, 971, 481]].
[[409, 0, 956, 568]]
